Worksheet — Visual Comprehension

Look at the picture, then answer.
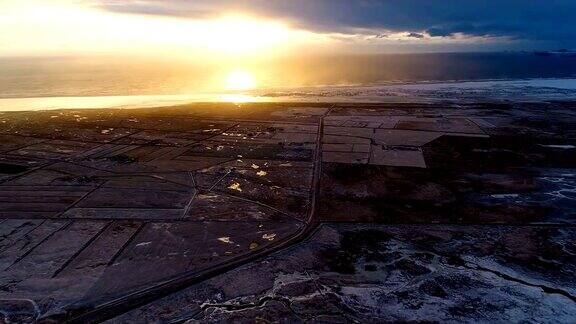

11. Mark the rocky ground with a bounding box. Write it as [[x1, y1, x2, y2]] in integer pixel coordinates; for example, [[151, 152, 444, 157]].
[[112, 224, 576, 323]]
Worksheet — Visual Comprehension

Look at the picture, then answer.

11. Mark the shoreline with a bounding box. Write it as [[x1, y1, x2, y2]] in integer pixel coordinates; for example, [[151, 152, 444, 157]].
[[1, 77, 576, 112], [2, 76, 576, 100]]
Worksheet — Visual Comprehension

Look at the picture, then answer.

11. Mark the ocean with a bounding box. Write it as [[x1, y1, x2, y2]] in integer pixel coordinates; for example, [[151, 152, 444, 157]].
[[1, 52, 576, 111]]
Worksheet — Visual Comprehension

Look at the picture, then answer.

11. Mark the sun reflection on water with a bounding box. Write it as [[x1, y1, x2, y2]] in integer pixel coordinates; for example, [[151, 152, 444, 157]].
[[220, 94, 262, 104]]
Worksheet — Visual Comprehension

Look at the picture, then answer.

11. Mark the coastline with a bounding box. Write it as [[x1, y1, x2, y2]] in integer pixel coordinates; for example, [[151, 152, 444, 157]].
[[1, 77, 576, 112]]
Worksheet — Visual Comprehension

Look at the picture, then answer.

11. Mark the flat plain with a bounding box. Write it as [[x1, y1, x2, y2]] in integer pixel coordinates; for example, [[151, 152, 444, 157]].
[[0, 101, 575, 322]]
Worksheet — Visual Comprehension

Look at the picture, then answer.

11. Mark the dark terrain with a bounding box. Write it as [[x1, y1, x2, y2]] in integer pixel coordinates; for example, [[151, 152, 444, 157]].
[[0, 101, 575, 323]]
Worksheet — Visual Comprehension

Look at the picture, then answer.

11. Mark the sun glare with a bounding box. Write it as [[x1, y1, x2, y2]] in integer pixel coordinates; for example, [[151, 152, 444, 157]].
[[225, 70, 256, 90], [201, 15, 291, 55], [0, 2, 304, 58]]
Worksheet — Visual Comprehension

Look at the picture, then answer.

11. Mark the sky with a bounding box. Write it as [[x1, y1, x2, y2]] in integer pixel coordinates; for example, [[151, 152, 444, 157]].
[[2, 0, 575, 59]]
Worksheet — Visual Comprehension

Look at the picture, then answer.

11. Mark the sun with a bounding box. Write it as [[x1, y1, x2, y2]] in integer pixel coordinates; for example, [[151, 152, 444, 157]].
[[225, 70, 256, 90]]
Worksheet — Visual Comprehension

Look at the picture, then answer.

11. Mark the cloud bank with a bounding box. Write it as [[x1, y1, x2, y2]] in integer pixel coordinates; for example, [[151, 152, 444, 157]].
[[95, 0, 576, 50]]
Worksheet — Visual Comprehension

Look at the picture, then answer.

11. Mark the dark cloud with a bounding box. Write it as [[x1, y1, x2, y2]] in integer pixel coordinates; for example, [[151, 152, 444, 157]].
[[95, 0, 576, 49], [407, 32, 425, 39]]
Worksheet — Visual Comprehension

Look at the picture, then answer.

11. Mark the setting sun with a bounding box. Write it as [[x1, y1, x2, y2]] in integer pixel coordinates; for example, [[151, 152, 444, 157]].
[[225, 70, 256, 90]]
